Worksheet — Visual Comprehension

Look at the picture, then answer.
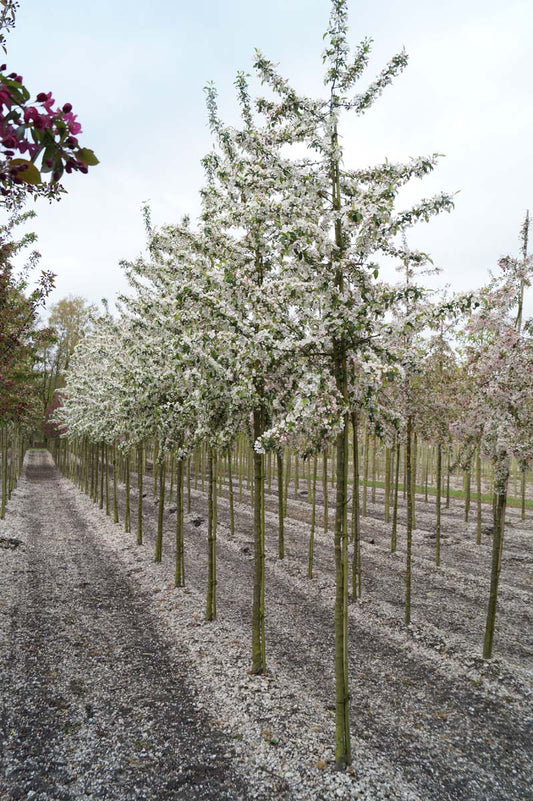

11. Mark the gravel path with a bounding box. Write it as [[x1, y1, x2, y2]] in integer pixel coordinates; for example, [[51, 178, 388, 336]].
[[1, 449, 532, 801], [0, 451, 249, 800]]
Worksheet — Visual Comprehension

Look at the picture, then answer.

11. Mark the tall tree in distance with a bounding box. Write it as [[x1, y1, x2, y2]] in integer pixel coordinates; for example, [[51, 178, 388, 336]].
[[38, 295, 96, 417]]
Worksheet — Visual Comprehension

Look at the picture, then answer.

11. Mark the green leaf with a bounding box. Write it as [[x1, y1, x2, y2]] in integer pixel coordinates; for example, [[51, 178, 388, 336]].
[[9, 158, 42, 185], [348, 209, 363, 224], [76, 148, 99, 166]]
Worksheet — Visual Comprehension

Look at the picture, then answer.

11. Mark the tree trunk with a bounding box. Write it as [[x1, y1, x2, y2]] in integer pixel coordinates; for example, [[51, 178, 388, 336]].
[[351, 412, 361, 599], [186, 457, 191, 513], [154, 459, 165, 562], [99, 442, 104, 509], [520, 469, 526, 522], [227, 449, 235, 537], [362, 429, 369, 515], [308, 453, 317, 578], [384, 446, 391, 523], [391, 438, 400, 553], [124, 449, 131, 534], [464, 468, 471, 522], [405, 416, 413, 625], [137, 444, 143, 545], [175, 459, 185, 586], [483, 456, 509, 659], [104, 444, 110, 516], [112, 442, 119, 524], [153, 438, 159, 497], [333, 404, 350, 768], [323, 447, 329, 533], [251, 407, 266, 674], [411, 432, 417, 530], [435, 442, 442, 566], [476, 446, 482, 545], [206, 449, 217, 620], [277, 450, 284, 559], [1, 428, 7, 520], [283, 448, 290, 518]]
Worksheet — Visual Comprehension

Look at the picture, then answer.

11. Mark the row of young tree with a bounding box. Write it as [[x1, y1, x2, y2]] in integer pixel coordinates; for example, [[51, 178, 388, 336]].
[[51, 0, 533, 770]]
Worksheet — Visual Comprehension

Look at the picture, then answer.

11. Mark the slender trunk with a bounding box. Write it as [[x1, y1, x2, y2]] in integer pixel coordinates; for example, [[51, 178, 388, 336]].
[[283, 448, 290, 518], [464, 468, 471, 522], [112, 443, 118, 524], [362, 429, 369, 515], [154, 459, 165, 562], [391, 438, 400, 553], [228, 449, 235, 537], [331, 119, 351, 769], [405, 417, 413, 625], [323, 447, 329, 533], [411, 432, 417, 530], [251, 406, 266, 674], [137, 444, 143, 545], [351, 412, 361, 599], [483, 457, 509, 658], [91, 443, 97, 502], [476, 447, 482, 545], [169, 452, 175, 503], [435, 442, 442, 566], [187, 457, 191, 513], [308, 454, 318, 578], [333, 404, 350, 768], [384, 446, 391, 523], [175, 460, 185, 586], [206, 448, 217, 620], [99, 442, 104, 509], [446, 447, 451, 508], [277, 450, 284, 559], [1, 429, 7, 519], [104, 444, 110, 516], [238, 439, 243, 502], [153, 438, 159, 497], [194, 447, 199, 491], [520, 469, 526, 522], [371, 436, 376, 504], [124, 449, 131, 533], [424, 446, 429, 503]]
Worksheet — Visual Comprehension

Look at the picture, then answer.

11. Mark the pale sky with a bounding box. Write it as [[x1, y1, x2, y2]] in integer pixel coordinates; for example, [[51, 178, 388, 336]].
[[6, 0, 533, 315]]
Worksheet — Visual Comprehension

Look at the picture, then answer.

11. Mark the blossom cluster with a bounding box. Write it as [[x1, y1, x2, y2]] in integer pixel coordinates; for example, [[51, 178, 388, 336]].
[[0, 67, 98, 198]]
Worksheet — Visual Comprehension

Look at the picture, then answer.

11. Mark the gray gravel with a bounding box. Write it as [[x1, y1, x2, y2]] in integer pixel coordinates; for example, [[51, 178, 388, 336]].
[[0, 451, 248, 800], [1, 449, 532, 801]]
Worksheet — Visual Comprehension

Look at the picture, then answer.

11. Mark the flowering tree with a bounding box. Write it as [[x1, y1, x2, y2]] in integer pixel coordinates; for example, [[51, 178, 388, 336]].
[[0, 1, 97, 204], [456, 213, 533, 658], [251, 0, 454, 768]]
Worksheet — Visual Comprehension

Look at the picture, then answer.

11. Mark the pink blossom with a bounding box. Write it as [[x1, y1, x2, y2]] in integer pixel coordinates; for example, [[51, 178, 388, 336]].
[[63, 110, 82, 135]]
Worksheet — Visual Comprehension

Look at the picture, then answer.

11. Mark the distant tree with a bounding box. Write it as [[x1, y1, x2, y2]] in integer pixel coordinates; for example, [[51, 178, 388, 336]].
[[38, 295, 96, 413]]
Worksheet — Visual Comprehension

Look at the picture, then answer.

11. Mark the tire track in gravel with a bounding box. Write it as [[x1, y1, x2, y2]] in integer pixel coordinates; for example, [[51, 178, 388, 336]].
[[108, 471, 532, 801], [0, 451, 250, 801]]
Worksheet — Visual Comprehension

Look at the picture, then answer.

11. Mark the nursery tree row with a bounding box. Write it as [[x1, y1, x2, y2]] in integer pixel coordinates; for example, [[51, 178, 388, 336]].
[[48, 0, 532, 770]]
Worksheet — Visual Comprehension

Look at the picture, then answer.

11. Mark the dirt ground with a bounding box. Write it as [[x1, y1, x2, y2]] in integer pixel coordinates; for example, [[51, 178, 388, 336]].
[[0, 449, 531, 801]]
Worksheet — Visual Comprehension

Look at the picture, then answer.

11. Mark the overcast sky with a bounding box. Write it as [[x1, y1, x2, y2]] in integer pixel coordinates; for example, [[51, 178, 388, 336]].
[[6, 0, 533, 314]]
